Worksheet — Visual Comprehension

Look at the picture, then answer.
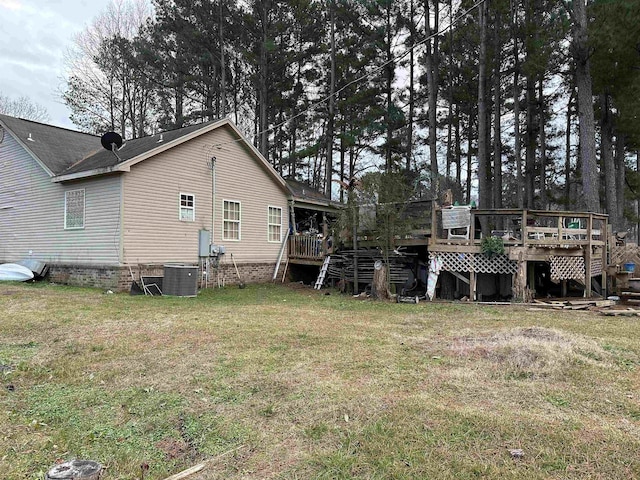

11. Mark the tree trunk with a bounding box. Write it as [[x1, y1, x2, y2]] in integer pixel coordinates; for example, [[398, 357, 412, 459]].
[[384, 1, 394, 172], [407, 0, 416, 172], [524, 74, 536, 208], [466, 115, 473, 204], [258, 2, 269, 159], [425, 0, 439, 187], [511, 1, 523, 208], [572, 0, 599, 212], [565, 89, 574, 208], [372, 263, 390, 300], [493, 8, 503, 211], [600, 93, 617, 228], [538, 79, 547, 210], [477, 0, 490, 209], [615, 132, 626, 228], [455, 104, 462, 188], [219, 0, 227, 117], [446, 0, 454, 179], [326, 0, 336, 198], [340, 124, 346, 203]]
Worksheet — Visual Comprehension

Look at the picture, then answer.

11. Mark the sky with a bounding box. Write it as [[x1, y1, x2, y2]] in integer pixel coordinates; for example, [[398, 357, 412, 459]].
[[0, 0, 112, 129]]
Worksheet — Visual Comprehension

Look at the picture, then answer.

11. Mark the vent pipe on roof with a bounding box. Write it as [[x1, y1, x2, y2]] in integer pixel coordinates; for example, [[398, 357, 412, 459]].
[[27, 133, 34, 142], [157, 133, 164, 143]]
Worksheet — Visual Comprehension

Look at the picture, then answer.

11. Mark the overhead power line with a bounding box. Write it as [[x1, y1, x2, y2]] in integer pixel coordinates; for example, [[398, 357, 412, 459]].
[[209, 0, 488, 151]]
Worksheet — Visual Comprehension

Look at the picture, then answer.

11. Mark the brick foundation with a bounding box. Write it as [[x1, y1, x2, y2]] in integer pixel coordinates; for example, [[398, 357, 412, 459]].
[[48, 264, 122, 290], [39, 261, 282, 292]]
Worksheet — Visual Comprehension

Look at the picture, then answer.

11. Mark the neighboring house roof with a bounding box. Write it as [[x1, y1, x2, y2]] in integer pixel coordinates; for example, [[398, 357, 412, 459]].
[[0, 114, 288, 194], [286, 179, 341, 211]]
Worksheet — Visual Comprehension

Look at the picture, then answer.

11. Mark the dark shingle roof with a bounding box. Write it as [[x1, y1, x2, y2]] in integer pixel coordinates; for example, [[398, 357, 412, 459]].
[[0, 114, 221, 177], [61, 119, 220, 176], [0, 114, 100, 175], [286, 179, 331, 203]]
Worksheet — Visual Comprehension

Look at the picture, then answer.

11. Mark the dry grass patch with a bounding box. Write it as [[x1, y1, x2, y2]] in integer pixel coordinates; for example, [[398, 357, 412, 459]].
[[449, 326, 614, 380]]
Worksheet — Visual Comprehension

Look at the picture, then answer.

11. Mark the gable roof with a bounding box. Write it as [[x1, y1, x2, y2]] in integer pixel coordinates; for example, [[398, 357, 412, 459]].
[[0, 114, 288, 194], [0, 113, 99, 176]]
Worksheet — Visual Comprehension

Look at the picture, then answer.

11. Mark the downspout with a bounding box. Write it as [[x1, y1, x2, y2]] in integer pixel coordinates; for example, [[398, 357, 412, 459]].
[[119, 174, 125, 264]]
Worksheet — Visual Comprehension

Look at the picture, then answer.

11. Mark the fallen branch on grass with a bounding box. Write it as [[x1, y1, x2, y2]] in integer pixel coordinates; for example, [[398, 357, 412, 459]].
[[162, 445, 246, 480]]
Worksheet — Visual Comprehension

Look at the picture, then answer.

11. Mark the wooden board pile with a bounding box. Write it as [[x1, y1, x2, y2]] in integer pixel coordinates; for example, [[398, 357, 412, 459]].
[[327, 249, 417, 285], [528, 299, 616, 311], [529, 298, 640, 316]]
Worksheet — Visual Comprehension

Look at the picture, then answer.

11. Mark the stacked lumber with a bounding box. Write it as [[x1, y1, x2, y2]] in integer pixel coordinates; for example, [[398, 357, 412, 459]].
[[530, 297, 640, 316], [327, 249, 417, 285], [528, 299, 615, 311]]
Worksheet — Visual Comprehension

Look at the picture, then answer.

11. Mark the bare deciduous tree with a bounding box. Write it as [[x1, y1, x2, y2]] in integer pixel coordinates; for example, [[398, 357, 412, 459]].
[[0, 93, 50, 122], [61, 0, 153, 137]]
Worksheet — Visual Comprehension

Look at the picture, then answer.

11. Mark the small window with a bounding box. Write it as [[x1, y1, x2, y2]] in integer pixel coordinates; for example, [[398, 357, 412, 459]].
[[268, 206, 282, 242], [223, 200, 241, 240], [180, 193, 195, 221], [64, 189, 85, 229]]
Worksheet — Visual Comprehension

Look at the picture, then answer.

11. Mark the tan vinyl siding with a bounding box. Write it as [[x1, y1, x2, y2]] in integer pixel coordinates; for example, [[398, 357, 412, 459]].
[[0, 131, 122, 264], [122, 125, 289, 265]]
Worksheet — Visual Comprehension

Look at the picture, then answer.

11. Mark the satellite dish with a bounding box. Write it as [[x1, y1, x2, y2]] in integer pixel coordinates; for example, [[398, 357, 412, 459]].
[[100, 131, 123, 151]]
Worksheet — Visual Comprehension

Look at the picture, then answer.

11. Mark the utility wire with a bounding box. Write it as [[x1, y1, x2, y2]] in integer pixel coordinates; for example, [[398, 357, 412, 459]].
[[208, 0, 488, 151]]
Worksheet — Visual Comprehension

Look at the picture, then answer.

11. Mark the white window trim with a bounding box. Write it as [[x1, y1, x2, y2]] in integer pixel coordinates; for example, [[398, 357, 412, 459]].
[[64, 188, 85, 230], [222, 199, 241, 241], [179, 192, 195, 222], [267, 205, 283, 243]]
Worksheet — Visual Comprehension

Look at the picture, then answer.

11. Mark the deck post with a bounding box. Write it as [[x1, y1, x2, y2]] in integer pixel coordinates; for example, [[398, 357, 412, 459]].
[[322, 212, 329, 255], [584, 214, 593, 297], [602, 219, 608, 297], [352, 194, 359, 294], [557, 215, 563, 243], [512, 250, 528, 301], [470, 270, 477, 301], [431, 203, 438, 246]]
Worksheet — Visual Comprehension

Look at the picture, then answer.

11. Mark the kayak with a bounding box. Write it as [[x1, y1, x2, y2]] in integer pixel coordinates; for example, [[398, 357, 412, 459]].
[[0, 263, 35, 282]]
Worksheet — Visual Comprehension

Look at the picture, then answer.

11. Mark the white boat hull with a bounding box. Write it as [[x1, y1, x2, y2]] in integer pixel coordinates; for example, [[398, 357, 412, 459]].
[[0, 263, 35, 282]]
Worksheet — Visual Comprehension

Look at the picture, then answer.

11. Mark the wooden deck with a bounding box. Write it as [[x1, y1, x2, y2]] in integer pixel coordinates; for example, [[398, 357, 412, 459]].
[[430, 208, 609, 299]]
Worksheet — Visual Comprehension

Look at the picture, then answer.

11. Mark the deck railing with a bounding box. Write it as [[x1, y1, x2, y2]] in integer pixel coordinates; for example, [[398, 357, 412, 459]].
[[288, 234, 325, 260], [431, 208, 608, 249]]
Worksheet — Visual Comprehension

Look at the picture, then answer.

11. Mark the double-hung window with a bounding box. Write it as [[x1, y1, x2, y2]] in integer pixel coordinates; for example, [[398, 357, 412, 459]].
[[223, 200, 241, 240], [180, 193, 195, 221], [268, 206, 282, 242], [64, 189, 85, 229]]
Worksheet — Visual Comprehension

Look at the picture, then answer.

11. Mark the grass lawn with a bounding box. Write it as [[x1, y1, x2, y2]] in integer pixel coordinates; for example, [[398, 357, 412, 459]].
[[1, 282, 639, 479]]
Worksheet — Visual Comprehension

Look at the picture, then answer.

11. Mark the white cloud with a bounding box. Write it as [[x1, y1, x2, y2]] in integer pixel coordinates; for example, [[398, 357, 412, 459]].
[[0, 0, 113, 128], [0, 0, 23, 11]]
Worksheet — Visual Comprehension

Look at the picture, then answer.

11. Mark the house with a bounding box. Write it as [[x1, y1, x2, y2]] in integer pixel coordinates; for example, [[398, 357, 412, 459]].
[[0, 113, 296, 290]]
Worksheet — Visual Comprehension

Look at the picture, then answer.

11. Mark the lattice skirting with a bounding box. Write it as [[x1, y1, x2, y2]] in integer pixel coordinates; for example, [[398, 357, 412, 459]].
[[549, 256, 603, 282], [430, 252, 517, 274], [550, 256, 584, 282]]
